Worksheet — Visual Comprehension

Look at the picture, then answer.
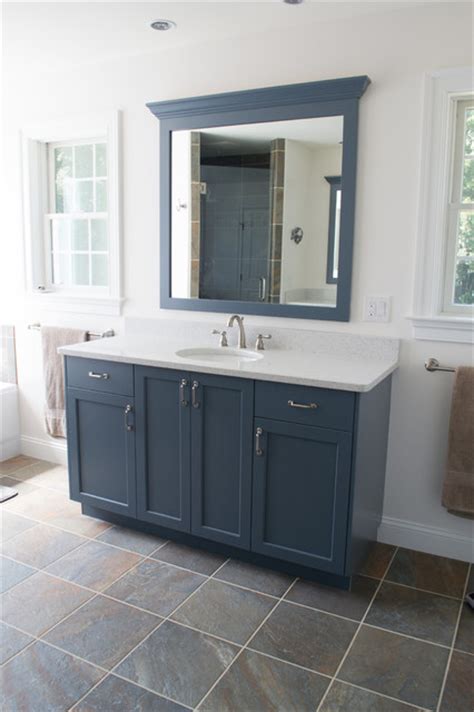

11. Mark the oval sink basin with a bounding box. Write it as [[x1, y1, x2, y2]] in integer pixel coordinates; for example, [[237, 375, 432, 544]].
[[176, 347, 263, 363]]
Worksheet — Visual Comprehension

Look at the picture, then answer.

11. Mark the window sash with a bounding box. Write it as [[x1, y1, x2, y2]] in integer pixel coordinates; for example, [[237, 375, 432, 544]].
[[44, 213, 109, 292], [442, 96, 474, 314], [46, 138, 109, 292]]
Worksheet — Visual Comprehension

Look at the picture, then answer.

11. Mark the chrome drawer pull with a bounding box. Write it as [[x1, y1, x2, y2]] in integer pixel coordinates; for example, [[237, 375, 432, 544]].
[[124, 404, 133, 431], [288, 400, 318, 410], [180, 379, 189, 407], [192, 381, 200, 409], [255, 427, 263, 456], [88, 371, 110, 380]]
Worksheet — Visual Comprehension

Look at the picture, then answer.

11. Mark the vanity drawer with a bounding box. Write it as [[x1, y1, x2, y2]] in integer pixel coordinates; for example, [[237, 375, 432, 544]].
[[255, 381, 355, 431], [66, 358, 133, 396]]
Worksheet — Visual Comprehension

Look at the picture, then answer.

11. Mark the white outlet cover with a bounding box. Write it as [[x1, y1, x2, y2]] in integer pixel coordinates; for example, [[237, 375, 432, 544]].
[[364, 296, 391, 322]]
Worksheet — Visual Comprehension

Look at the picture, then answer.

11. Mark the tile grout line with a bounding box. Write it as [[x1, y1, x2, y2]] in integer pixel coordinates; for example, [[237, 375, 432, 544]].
[[2, 545, 461, 657], [315, 545, 400, 712], [2, 471, 471, 710], [92, 556, 234, 709], [2, 620, 194, 712], [434, 562, 471, 712], [193, 575, 300, 710]]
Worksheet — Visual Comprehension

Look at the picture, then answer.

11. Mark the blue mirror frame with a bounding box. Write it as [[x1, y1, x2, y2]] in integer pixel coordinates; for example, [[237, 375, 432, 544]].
[[147, 75, 370, 321]]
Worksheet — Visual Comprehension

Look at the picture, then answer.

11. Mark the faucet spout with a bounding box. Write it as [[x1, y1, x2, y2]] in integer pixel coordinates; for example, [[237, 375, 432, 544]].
[[227, 314, 247, 349]]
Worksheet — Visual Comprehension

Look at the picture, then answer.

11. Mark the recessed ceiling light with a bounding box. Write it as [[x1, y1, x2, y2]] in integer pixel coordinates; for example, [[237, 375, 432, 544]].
[[150, 19, 176, 31], [283, 0, 304, 4]]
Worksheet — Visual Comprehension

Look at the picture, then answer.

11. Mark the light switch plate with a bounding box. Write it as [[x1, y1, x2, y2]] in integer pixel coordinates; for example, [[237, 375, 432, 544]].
[[364, 296, 391, 322]]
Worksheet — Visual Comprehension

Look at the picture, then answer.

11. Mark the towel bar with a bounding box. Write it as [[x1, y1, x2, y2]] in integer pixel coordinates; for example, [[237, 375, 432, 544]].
[[28, 323, 115, 339], [425, 358, 455, 373]]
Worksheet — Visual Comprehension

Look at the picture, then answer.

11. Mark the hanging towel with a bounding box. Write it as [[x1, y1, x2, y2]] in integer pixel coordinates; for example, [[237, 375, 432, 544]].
[[41, 326, 88, 438], [442, 366, 474, 516]]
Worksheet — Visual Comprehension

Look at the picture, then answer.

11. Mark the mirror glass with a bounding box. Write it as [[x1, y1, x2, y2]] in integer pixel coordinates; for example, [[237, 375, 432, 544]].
[[171, 116, 343, 307]]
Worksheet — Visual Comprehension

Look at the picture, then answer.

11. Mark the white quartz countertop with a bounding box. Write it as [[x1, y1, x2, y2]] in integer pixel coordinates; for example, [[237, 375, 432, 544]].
[[59, 332, 399, 392]]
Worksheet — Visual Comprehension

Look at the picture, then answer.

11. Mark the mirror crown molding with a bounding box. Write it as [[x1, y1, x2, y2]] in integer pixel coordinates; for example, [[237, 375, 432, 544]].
[[147, 75, 371, 119]]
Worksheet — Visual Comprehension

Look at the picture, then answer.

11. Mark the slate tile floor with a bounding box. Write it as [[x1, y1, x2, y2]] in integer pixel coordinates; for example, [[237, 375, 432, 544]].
[[0, 456, 472, 712]]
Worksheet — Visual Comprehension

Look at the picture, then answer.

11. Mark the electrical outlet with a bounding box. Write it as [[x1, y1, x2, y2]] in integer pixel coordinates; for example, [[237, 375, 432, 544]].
[[364, 296, 391, 322]]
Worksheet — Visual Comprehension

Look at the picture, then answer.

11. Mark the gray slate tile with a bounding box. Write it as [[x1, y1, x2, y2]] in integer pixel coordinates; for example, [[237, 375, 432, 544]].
[[96, 525, 167, 556], [1, 571, 93, 636], [439, 650, 474, 712], [200, 648, 329, 712], [358, 542, 396, 579], [1, 523, 85, 568], [0, 556, 35, 593], [0, 622, 34, 665], [454, 602, 474, 654], [0, 512, 37, 543], [337, 625, 449, 710], [44, 595, 159, 669], [172, 579, 276, 644], [320, 681, 425, 711], [286, 575, 378, 621], [46, 540, 142, 591], [0, 641, 103, 711], [73, 675, 188, 711], [214, 559, 294, 597], [151, 541, 226, 575], [386, 548, 469, 598], [250, 601, 357, 675], [366, 581, 461, 645], [105, 559, 205, 616], [115, 620, 238, 707]]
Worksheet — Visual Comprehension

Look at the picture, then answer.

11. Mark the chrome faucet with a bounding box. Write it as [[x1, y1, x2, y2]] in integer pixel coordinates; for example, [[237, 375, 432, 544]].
[[227, 314, 247, 349]]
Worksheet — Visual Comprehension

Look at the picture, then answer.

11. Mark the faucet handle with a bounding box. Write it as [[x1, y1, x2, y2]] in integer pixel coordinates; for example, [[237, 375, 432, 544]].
[[211, 329, 228, 347], [255, 334, 272, 351]]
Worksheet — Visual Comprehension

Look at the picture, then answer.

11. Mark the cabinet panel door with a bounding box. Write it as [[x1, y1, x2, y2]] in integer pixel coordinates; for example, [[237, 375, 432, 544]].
[[191, 374, 254, 549], [252, 418, 352, 573], [135, 367, 191, 531], [66, 388, 136, 517]]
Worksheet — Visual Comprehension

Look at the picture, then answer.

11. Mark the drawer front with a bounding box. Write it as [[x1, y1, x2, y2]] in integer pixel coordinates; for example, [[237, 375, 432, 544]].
[[255, 380, 355, 431], [66, 357, 133, 396]]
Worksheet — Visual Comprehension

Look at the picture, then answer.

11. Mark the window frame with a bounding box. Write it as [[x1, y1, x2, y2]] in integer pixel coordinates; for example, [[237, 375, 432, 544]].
[[442, 98, 473, 314], [22, 111, 123, 315], [411, 68, 473, 343], [45, 137, 109, 295]]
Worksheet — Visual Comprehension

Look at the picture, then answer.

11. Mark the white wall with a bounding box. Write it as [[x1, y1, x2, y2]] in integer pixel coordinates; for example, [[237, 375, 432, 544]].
[[281, 140, 341, 303], [2, 2, 473, 559]]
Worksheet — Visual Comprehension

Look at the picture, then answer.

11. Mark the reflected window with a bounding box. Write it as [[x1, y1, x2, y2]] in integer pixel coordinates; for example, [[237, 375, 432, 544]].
[[325, 176, 341, 284]]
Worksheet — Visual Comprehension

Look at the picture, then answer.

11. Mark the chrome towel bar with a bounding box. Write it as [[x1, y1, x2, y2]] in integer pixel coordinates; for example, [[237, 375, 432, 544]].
[[28, 323, 115, 339], [425, 358, 456, 373]]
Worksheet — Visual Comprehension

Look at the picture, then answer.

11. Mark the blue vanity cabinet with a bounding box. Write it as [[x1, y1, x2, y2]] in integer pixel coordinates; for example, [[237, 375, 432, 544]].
[[66, 387, 137, 517], [135, 366, 191, 531], [190, 374, 254, 549], [251, 418, 353, 573]]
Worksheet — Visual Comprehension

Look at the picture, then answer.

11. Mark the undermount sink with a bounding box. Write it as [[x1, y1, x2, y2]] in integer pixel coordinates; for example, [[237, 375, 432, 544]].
[[176, 347, 263, 363]]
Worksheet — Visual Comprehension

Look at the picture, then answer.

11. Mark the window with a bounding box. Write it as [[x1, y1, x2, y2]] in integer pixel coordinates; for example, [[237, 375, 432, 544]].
[[411, 68, 473, 343], [22, 112, 122, 314], [325, 175, 341, 284], [444, 99, 473, 311], [48, 140, 109, 290]]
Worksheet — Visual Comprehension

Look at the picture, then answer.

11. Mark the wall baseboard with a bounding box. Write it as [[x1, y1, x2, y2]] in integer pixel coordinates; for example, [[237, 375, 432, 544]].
[[21, 435, 68, 466], [378, 515, 473, 563]]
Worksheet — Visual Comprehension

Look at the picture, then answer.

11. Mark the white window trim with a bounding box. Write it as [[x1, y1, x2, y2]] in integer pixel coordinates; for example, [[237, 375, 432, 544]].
[[22, 111, 123, 315], [409, 67, 473, 344]]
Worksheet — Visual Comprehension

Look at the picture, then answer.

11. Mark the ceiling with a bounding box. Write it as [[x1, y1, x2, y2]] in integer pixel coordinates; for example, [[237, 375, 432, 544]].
[[2, 1, 455, 74], [198, 116, 344, 156]]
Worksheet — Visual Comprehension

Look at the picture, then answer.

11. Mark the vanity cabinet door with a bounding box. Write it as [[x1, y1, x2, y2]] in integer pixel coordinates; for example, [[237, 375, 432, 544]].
[[66, 388, 136, 517], [251, 418, 352, 573], [190, 374, 254, 549], [135, 367, 191, 532]]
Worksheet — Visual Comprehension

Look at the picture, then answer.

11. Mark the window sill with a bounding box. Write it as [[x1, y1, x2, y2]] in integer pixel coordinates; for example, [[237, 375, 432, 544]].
[[409, 315, 473, 344], [27, 292, 124, 316]]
